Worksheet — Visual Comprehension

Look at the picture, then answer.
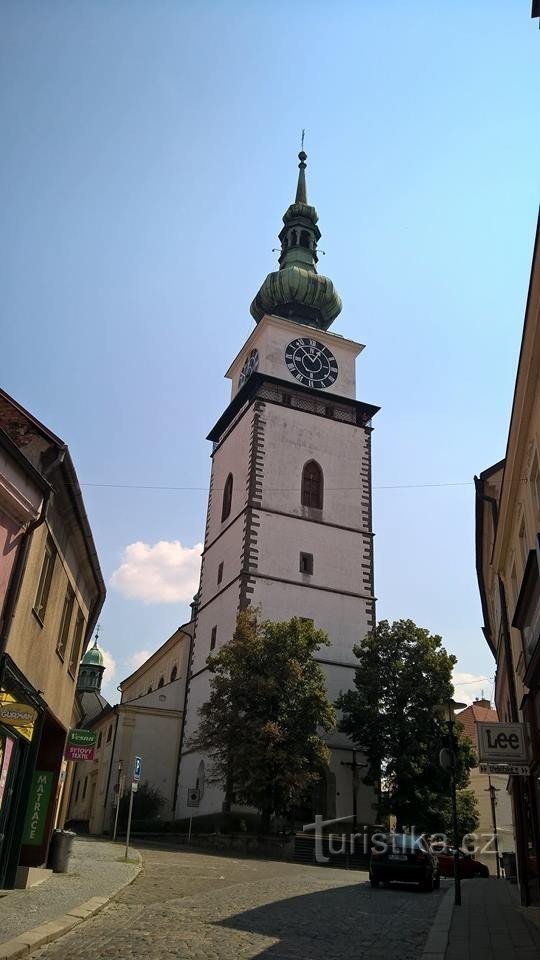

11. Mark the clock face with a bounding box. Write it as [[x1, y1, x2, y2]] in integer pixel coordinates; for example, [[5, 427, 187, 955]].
[[238, 348, 259, 388], [284, 337, 338, 389]]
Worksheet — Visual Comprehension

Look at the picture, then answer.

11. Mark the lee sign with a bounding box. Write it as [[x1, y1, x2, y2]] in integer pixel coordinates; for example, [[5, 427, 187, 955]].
[[476, 722, 528, 764]]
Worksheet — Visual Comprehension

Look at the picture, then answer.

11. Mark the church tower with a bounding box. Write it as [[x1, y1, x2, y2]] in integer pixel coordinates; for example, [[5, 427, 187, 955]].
[[177, 152, 379, 824], [77, 636, 105, 693]]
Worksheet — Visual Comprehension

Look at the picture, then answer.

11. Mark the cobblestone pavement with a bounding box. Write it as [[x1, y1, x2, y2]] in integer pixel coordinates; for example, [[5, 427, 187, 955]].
[[0, 837, 139, 942], [31, 842, 447, 960]]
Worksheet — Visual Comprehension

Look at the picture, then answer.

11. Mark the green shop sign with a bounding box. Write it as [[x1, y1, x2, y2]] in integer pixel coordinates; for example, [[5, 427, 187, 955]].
[[65, 728, 97, 761], [22, 770, 54, 846]]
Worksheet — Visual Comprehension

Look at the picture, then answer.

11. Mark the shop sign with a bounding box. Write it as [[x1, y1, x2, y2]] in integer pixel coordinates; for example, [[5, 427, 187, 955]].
[[65, 729, 97, 762], [479, 762, 530, 776], [0, 696, 37, 741], [22, 770, 54, 846], [476, 722, 528, 764]]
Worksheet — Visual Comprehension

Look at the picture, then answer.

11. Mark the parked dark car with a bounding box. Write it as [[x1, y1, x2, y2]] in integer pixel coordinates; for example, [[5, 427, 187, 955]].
[[433, 846, 489, 878], [369, 833, 440, 891]]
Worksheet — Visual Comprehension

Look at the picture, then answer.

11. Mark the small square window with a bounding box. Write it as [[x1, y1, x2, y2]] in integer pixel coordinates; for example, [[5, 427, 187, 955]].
[[217, 562, 224, 585], [300, 552, 314, 575], [210, 626, 217, 651]]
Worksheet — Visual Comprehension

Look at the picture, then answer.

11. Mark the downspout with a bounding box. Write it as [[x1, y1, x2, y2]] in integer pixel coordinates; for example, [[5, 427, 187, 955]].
[[474, 480, 519, 719], [0, 448, 65, 652], [172, 626, 195, 818], [103, 707, 120, 831], [475, 478, 529, 905]]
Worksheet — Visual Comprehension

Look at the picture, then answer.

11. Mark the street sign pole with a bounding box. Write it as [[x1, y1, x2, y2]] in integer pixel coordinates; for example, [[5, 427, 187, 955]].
[[113, 767, 124, 842], [125, 783, 135, 860], [188, 815, 193, 846]]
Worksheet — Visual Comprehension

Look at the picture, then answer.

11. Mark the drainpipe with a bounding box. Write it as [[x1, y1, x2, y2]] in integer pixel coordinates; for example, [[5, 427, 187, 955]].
[[0, 447, 64, 651], [171, 626, 195, 818], [103, 707, 120, 832], [475, 479, 529, 905]]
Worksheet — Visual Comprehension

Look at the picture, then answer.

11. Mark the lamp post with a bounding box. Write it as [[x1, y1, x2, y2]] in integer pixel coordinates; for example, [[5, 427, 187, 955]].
[[486, 778, 500, 879], [437, 698, 467, 907]]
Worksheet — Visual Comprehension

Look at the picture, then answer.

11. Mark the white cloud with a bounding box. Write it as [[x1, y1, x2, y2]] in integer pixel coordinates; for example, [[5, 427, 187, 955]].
[[99, 646, 118, 705], [127, 649, 152, 671], [100, 646, 117, 682], [110, 539, 202, 604], [453, 670, 492, 707]]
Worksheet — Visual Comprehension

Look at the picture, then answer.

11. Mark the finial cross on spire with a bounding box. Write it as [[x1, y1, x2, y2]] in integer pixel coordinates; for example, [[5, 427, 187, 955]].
[[301, 128, 305, 152], [94, 623, 101, 647]]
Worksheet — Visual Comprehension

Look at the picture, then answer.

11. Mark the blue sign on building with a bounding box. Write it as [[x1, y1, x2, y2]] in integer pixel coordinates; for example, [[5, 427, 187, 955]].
[[133, 756, 142, 782]]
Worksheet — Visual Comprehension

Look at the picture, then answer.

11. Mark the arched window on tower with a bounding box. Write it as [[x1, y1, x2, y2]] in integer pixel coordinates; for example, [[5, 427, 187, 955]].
[[301, 460, 323, 509], [170, 665, 178, 682], [196, 760, 206, 799], [221, 473, 233, 522], [300, 230, 310, 248]]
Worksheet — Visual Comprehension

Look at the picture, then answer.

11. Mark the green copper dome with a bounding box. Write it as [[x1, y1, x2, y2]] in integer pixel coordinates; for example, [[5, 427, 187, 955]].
[[250, 151, 342, 330], [81, 639, 104, 667]]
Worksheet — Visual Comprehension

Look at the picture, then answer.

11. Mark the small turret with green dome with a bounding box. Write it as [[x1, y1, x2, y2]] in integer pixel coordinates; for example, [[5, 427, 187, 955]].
[[250, 145, 342, 330], [77, 630, 105, 693]]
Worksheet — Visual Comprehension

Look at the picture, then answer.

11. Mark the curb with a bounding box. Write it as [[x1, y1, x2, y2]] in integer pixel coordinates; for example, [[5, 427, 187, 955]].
[[421, 886, 454, 960], [0, 848, 142, 960]]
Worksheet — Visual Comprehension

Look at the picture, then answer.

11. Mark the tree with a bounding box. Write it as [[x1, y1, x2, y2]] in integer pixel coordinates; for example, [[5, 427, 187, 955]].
[[439, 789, 480, 845], [118, 781, 165, 829], [336, 619, 477, 835], [190, 610, 336, 832]]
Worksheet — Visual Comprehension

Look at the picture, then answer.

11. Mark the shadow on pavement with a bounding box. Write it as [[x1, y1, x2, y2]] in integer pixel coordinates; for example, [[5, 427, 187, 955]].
[[218, 878, 443, 959]]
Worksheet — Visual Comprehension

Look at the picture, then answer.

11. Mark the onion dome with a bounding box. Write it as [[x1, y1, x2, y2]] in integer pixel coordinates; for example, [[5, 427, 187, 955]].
[[250, 150, 342, 330], [81, 636, 104, 667]]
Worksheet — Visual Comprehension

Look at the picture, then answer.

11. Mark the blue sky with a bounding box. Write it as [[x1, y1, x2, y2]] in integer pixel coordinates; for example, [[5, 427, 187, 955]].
[[1, 1, 538, 704]]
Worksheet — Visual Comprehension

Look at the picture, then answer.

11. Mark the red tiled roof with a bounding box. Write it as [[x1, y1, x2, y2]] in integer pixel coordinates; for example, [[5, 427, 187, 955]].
[[456, 703, 498, 748]]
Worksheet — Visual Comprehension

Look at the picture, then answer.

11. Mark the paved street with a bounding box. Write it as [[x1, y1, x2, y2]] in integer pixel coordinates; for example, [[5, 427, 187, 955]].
[[31, 842, 446, 960]]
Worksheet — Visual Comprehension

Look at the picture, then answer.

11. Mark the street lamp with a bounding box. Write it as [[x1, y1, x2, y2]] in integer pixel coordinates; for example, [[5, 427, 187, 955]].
[[437, 698, 467, 907], [486, 778, 500, 879]]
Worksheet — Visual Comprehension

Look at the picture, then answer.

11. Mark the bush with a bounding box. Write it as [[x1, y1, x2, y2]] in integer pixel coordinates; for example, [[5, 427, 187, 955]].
[[117, 781, 165, 830]]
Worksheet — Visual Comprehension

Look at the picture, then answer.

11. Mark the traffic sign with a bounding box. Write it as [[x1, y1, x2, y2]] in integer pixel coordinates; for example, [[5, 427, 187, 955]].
[[133, 756, 142, 781], [187, 787, 200, 807]]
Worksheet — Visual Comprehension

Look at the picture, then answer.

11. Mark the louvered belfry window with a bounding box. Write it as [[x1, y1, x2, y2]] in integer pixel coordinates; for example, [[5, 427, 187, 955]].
[[301, 460, 323, 509]]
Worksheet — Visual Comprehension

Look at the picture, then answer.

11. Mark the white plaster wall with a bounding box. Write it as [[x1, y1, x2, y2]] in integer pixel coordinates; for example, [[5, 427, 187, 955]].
[[250, 578, 370, 674], [227, 315, 362, 400], [198, 515, 244, 608], [190, 580, 242, 677], [260, 406, 370, 530], [256, 512, 371, 596], [206, 411, 252, 546]]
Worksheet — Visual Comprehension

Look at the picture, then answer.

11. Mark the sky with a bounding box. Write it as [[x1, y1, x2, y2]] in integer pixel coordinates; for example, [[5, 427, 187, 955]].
[[1, 1, 538, 705]]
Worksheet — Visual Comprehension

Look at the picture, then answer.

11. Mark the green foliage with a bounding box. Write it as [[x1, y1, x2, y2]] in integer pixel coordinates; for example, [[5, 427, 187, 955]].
[[438, 789, 480, 844], [336, 619, 477, 834], [190, 609, 336, 831], [118, 781, 165, 829]]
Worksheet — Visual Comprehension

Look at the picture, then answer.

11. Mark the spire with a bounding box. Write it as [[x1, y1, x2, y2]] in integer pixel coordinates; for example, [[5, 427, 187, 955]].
[[295, 150, 308, 204], [249, 147, 342, 330]]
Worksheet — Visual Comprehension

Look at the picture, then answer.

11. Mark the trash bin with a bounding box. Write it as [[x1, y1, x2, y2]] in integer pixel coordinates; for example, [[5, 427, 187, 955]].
[[502, 851, 517, 882], [48, 829, 76, 873]]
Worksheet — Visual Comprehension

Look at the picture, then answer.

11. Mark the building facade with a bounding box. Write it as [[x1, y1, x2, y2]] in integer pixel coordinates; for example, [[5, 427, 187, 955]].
[[68, 622, 192, 833], [0, 390, 105, 887], [176, 152, 379, 826], [457, 699, 515, 872], [475, 212, 540, 904]]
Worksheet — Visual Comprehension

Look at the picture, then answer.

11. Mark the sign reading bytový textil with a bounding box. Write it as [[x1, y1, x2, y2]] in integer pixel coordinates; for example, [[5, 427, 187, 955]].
[[65, 729, 97, 761], [476, 722, 528, 764]]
